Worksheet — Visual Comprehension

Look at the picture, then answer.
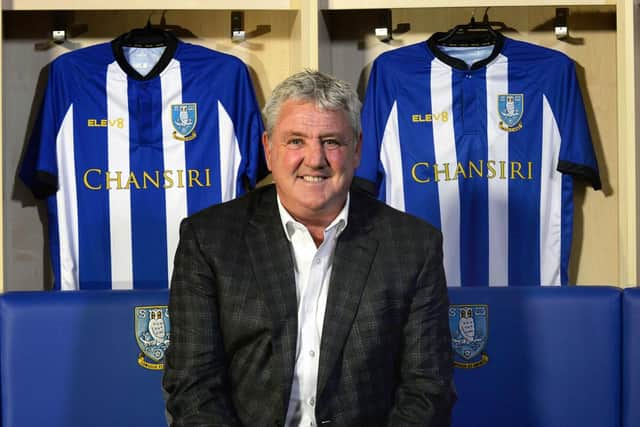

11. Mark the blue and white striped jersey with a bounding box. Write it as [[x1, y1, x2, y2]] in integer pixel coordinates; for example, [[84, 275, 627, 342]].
[[20, 35, 265, 290], [356, 34, 600, 287]]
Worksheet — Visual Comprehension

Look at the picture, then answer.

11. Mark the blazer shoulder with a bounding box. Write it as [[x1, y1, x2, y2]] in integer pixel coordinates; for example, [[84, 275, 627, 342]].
[[184, 185, 275, 233]]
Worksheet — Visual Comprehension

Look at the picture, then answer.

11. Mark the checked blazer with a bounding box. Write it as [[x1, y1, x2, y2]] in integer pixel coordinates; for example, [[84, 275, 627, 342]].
[[163, 184, 455, 426]]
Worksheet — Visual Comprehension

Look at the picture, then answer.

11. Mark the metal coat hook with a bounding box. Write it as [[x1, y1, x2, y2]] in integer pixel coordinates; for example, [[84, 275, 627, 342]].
[[230, 11, 271, 43], [35, 11, 87, 50], [374, 9, 410, 43], [231, 11, 245, 42], [374, 9, 392, 42], [555, 8, 569, 39]]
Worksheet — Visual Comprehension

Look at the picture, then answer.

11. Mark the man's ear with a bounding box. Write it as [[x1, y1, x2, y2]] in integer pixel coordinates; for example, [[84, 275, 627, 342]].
[[262, 132, 273, 172], [353, 132, 363, 168]]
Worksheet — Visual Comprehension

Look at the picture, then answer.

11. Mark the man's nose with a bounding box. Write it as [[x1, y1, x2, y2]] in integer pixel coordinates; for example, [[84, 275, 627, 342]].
[[304, 140, 328, 168]]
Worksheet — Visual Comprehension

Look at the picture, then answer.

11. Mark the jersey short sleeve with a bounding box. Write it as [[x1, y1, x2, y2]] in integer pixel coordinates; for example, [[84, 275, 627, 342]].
[[544, 58, 601, 189]]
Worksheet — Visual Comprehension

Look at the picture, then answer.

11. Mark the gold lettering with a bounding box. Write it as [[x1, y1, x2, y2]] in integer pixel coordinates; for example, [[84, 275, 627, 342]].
[[106, 171, 123, 190], [143, 171, 160, 189], [99, 120, 108, 127], [499, 161, 507, 179], [188, 170, 204, 187], [205, 169, 211, 187], [486, 161, 497, 179], [433, 163, 451, 182], [163, 170, 174, 188], [469, 160, 483, 178], [177, 170, 185, 188], [411, 162, 431, 183], [87, 119, 97, 127], [125, 172, 140, 190], [454, 162, 467, 180], [117, 118, 124, 128], [511, 161, 525, 179], [442, 111, 449, 122], [83, 169, 102, 190], [527, 162, 533, 180], [412, 114, 421, 123]]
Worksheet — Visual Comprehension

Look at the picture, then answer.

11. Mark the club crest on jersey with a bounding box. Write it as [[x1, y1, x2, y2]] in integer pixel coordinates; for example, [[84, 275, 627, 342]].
[[498, 94, 524, 132], [171, 103, 197, 141], [135, 305, 170, 370], [449, 305, 489, 368]]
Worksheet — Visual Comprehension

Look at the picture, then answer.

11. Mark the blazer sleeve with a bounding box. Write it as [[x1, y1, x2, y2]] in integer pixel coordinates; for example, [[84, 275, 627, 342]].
[[387, 229, 456, 426], [163, 219, 242, 427]]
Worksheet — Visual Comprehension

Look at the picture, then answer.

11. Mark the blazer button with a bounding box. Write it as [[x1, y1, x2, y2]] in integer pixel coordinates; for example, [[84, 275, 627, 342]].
[[319, 420, 332, 425]]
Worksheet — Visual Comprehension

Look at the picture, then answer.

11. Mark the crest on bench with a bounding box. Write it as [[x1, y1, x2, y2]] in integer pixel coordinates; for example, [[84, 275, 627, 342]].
[[449, 304, 489, 368], [135, 305, 171, 370]]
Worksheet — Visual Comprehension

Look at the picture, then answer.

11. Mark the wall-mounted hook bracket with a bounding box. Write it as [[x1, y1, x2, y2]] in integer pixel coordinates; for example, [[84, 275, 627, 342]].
[[372, 9, 410, 43], [35, 12, 88, 50], [231, 11, 246, 42], [230, 11, 271, 42], [555, 8, 569, 40], [374, 9, 392, 42], [51, 29, 67, 44]]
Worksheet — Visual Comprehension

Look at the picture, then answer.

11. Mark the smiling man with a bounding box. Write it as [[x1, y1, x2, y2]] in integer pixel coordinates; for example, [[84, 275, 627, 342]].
[[163, 70, 455, 427]]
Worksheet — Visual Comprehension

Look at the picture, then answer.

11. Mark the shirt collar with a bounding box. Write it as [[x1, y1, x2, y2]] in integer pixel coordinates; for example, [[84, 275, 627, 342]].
[[277, 194, 350, 242]]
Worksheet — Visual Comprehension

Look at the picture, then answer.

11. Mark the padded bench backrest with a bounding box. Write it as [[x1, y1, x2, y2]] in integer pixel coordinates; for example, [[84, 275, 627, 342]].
[[448, 286, 621, 427], [0, 290, 169, 427], [623, 288, 640, 427]]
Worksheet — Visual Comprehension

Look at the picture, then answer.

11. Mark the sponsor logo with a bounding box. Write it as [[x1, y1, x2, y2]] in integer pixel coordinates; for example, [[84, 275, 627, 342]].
[[87, 118, 125, 128], [411, 160, 534, 183], [411, 112, 450, 123], [498, 94, 524, 132], [82, 168, 212, 190], [449, 305, 489, 369], [171, 103, 197, 141], [135, 305, 170, 370]]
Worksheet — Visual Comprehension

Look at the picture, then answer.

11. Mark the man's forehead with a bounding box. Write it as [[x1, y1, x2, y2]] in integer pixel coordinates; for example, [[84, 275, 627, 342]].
[[276, 101, 348, 126]]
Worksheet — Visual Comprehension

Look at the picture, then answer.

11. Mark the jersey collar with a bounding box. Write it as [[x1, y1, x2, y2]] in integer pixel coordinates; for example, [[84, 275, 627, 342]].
[[426, 32, 505, 71], [111, 31, 179, 81]]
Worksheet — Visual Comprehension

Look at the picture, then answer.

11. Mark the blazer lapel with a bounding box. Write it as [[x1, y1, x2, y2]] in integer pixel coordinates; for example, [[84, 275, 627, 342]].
[[316, 194, 378, 397], [245, 187, 298, 418]]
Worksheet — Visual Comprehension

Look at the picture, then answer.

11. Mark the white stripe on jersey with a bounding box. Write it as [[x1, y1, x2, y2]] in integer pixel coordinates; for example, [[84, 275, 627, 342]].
[[107, 62, 133, 290], [218, 101, 242, 202], [161, 59, 188, 286], [56, 105, 79, 291], [380, 101, 405, 211], [486, 55, 509, 287], [540, 95, 563, 286], [431, 59, 461, 287]]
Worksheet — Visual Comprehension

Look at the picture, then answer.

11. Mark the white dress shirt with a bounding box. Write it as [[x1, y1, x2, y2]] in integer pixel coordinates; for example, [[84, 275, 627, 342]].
[[277, 195, 349, 427]]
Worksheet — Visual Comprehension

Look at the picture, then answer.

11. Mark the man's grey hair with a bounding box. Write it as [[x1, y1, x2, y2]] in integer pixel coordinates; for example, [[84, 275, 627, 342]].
[[262, 70, 362, 140]]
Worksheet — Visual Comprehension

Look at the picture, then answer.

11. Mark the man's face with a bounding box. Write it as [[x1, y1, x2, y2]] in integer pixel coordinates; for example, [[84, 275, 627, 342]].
[[263, 99, 361, 226]]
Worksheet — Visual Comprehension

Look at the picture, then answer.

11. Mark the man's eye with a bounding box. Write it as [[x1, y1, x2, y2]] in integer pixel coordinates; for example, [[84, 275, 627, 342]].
[[323, 139, 342, 149], [286, 138, 303, 147]]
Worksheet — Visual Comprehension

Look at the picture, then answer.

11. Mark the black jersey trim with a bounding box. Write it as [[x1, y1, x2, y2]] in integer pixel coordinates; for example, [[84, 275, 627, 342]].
[[111, 31, 178, 81], [32, 171, 58, 199], [427, 32, 505, 71], [558, 160, 602, 190]]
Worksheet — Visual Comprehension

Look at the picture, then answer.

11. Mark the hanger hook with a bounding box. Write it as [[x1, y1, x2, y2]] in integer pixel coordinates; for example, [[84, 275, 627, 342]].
[[483, 7, 491, 23], [146, 10, 160, 28]]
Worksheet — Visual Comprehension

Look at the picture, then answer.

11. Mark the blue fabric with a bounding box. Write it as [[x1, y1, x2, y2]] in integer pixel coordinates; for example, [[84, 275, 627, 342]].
[[0, 290, 169, 427], [19, 40, 265, 290], [448, 286, 621, 427], [622, 288, 640, 427], [357, 36, 601, 286]]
